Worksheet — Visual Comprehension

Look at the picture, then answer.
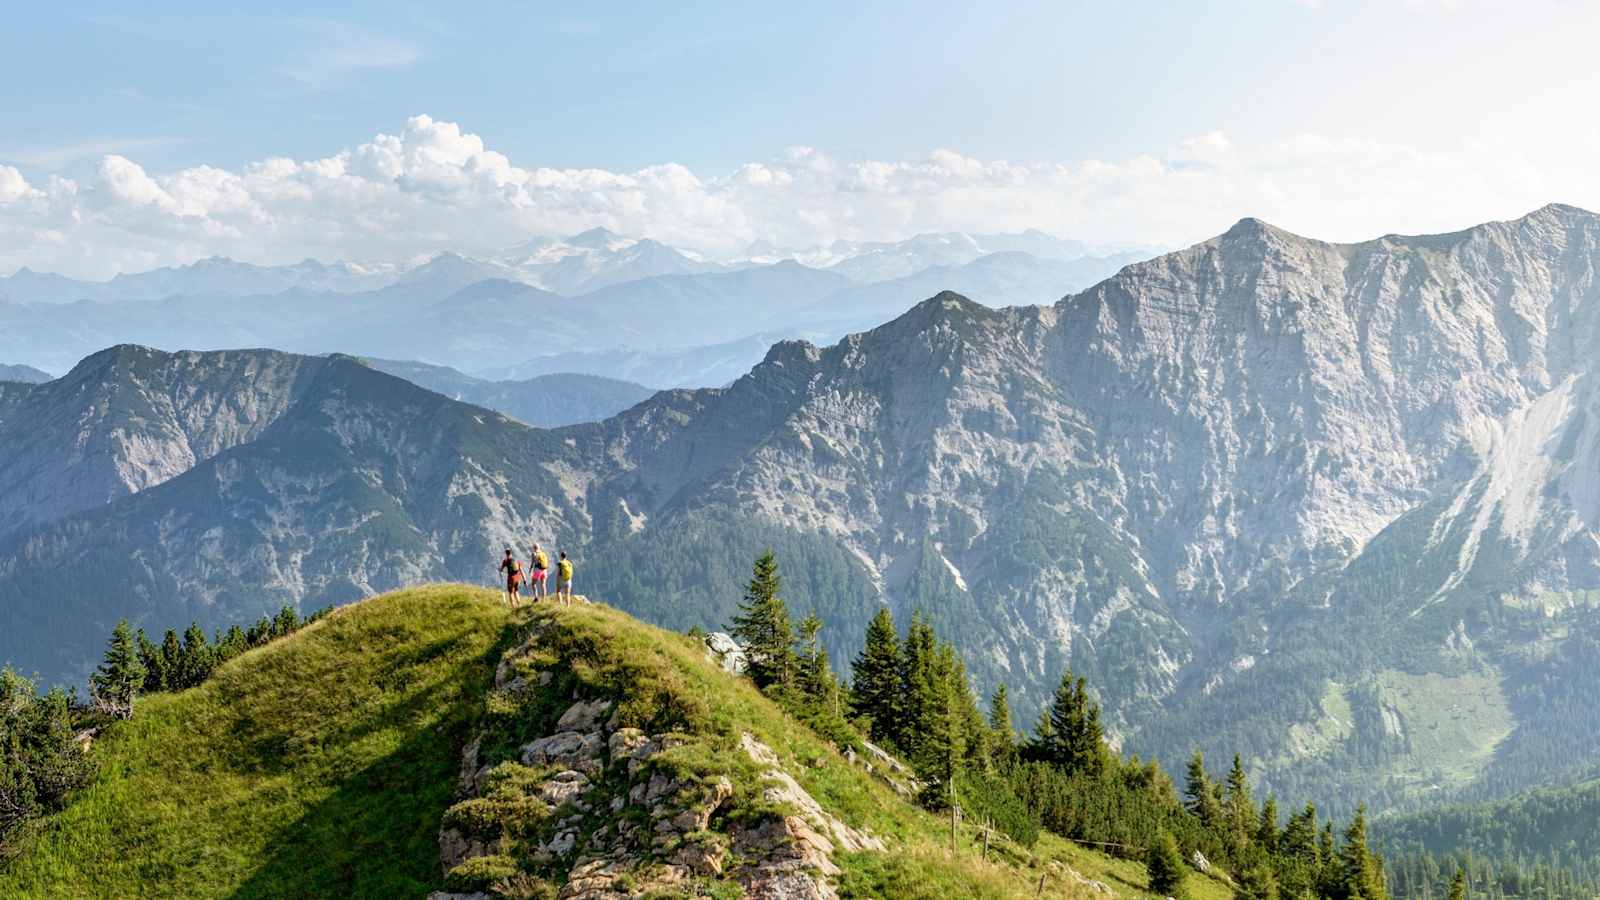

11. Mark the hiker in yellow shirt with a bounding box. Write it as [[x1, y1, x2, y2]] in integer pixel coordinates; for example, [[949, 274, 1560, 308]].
[[528, 542, 550, 602], [556, 551, 574, 606]]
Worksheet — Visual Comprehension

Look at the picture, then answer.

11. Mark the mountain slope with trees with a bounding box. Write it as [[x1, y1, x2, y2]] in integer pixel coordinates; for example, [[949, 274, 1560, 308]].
[[10, 206, 1600, 823]]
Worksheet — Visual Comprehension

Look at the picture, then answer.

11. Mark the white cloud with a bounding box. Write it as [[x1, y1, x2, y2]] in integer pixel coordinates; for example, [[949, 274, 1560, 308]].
[[0, 115, 1591, 279]]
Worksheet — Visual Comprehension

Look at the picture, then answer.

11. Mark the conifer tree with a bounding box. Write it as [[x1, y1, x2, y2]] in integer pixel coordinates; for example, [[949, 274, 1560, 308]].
[[1258, 795, 1280, 856], [136, 627, 166, 693], [730, 551, 796, 689], [988, 683, 1016, 761], [1147, 828, 1188, 899], [1042, 672, 1105, 776], [850, 606, 902, 747], [1238, 861, 1281, 900], [915, 643, 967, 795], [159, 629, 182, 688], [898, 613, 938, 761], [91, 620, 146, 719], [1226, 753, 1255, 852], [1448, 867, 1467, 900], [179, 622, 214, 688], [796, 612, 840, 712], [1185, 751, 1223, 828], [1339, 806, 1386, 900]]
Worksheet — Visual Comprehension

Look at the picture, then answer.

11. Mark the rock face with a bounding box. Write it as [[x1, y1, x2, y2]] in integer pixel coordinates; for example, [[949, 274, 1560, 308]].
[[703, 632, 748, 674], [14, 206, 1600, 809], [431, 619, 883, 899]]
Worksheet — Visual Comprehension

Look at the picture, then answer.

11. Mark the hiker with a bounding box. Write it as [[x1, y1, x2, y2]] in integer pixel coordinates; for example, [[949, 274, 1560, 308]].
[[528, 542, 549, 602], [556, 551, 574, 606], [498, 547, 523, 607]]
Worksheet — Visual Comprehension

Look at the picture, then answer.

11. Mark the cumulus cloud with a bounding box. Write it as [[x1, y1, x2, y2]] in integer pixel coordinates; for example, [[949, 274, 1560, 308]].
[[0, 114, 1591, 279]]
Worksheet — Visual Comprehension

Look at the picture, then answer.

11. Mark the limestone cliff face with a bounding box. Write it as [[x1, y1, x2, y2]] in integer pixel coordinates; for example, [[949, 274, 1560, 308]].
[[0, 346, 329, 537]]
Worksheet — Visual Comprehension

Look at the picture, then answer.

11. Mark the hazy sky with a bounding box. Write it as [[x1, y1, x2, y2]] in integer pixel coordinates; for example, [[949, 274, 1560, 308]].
[[3, 0, 1599, 277]]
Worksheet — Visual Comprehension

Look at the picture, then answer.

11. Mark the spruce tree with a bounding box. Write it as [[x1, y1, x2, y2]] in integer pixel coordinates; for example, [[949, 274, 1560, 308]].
[[730, 551, 796, 689], [1447, 867, 1467, 900], [915, 643, 966, 796], [988, 683, 1016, 760], [1258, 795, 1280, 855], [850, 607, 902, 747], [1238, 861, 1281, 900], [1147, 828, 1188, 899], [136, 628, 166, 693], [159, 629, 182, 688], [179, 622, 214, 688], [797, 612, 840, 713], [1339, 806, 1386, 900], [899, 613, 938, 761], [1185, 751, 1223, 828], [91, 620, 146, 719], [1226, 753, 1255, 853]]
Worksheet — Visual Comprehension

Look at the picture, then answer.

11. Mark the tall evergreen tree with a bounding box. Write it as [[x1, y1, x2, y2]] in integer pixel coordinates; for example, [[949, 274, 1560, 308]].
[[1258, 795, 1280, 856], [1148, 828, 1189, 899], [136, 627, 166, 693], [988, 683, 1016, 760], [1044, 672, 1104, 776], [90, 619, 146, 719], [796, 611, 840, 712], [159, 629, 182, 688], [915, 643, 967, 796], [1239, 861, 1281, 900], [730, 551, 796, 689], [1185, 751, 1223, 828], [1339, 806, 1386, 900], [849, 607, 902, 747], [178, 622, 214, 688], [1447, 867, 1467, 900], [1226, 753, 1255, 852], [898, 613, 939, 761]]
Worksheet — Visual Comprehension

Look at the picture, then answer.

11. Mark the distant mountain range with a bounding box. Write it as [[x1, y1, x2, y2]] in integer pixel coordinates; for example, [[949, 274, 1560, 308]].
[[0, 229, 1151, 386], [20, 207, 1600, 824], [357, 357, 654, 427], [0, 363, 50, 383]]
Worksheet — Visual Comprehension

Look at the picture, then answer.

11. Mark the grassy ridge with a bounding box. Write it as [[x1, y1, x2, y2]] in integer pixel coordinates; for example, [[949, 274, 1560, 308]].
[[0, 585, 513, 898], [0, 586, 1236, 899]]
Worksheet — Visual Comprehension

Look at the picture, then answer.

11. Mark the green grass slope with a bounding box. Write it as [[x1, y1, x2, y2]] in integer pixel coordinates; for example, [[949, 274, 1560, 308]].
[[0, 586, 1234, 899], [0, 585, 514, 898]]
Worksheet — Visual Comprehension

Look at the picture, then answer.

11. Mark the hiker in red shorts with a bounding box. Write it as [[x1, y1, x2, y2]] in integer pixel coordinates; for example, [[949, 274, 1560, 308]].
[[498, 547, 524, 607]]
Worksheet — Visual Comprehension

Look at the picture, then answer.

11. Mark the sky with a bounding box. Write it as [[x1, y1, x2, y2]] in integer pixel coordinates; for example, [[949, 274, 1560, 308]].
[[3, 0, 1600, 278]]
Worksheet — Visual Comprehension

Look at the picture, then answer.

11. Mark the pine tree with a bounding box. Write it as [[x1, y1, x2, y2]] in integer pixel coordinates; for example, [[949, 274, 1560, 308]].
[[730, 551, 796, 689], [159, 629, 182, 688], [1238, 861, 1281, 900], [850, 606, 902, 747], [136, 627, 166, 693], [1226, 753, 1255, 853], [1258, 795, 1280, 856], [1185, 751, 1223, 828], [1044, 672, 1105, 776], [179, 622, 215, 688], [915, 643, 967, 796], [1448, 867, 1467, 900], [1147, 828, 1188, 899], [796, 612, 840, 713], [271, 605, 301, 638], [90, 620, 146, 719], [898, 613, 938, 761], [1339, 806, 1386, 900], [988, 683, 1016, 761]]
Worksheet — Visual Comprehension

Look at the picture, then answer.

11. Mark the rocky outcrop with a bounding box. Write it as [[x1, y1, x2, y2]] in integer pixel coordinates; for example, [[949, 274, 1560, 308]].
[[432, 624, 884, 898]]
